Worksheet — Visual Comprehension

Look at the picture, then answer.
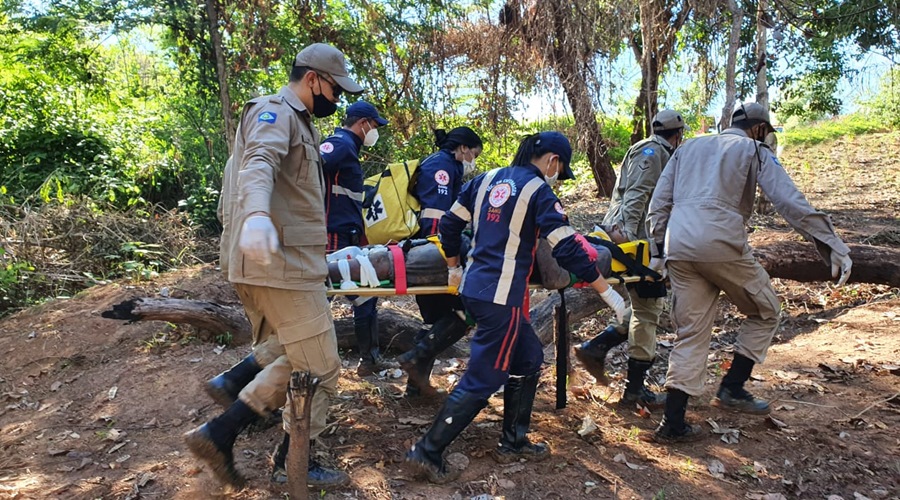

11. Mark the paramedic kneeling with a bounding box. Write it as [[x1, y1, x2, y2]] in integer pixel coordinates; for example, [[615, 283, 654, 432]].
[[404, 131, 627, 484]]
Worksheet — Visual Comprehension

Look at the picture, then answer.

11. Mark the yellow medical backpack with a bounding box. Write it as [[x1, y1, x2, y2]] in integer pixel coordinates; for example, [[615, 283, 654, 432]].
[[362, 160, 421, 244]]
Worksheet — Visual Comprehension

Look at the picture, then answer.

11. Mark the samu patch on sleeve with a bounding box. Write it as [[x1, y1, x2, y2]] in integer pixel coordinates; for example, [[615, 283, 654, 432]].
[[258, 111, 277, 124]]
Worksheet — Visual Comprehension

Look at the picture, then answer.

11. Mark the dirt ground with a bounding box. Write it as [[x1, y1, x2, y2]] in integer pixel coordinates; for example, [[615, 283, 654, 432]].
[[1, 132, 898, 500]]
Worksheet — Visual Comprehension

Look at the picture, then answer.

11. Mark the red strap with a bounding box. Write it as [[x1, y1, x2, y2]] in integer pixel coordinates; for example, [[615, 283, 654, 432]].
[[388, 245, 407, 294]]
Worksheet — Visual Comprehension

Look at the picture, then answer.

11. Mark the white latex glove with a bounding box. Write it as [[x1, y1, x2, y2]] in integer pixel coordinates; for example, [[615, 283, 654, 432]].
[[649, 257, 667, 280], [599, 287, 626, 324], [447, 266, 463, 293], [831, 251, 852, 286], [239, 215, 279, 266]]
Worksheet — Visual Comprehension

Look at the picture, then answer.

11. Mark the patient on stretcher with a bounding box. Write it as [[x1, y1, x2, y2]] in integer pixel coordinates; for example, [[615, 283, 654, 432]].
[[325, 223, 647, 291]]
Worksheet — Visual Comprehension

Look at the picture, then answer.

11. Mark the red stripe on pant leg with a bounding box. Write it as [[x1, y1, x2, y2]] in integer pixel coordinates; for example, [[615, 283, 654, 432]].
[[494, 307, 518, 370], [501, 309, 521, 371]]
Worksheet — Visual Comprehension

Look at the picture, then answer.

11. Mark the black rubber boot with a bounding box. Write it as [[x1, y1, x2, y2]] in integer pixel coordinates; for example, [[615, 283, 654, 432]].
[[205, 354, 262, 408], [270, 434, 350, 487], [652, 389, 704, 444], [618, 358, 667, 409], [711, 353, 771, 415], [399, 313, 468, 397], [492, 371, 550, 464], [574, 325, 627, 384], [184, 399, 260, 487], [356, 312, 385, 376], [405, 388, 488, 484]]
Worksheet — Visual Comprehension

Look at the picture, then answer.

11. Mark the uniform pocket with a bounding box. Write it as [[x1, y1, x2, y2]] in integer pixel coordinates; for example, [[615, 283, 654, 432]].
[[742, 273, 781, 321], [297, 143, 320, 184], [282, 223, 328, 280]]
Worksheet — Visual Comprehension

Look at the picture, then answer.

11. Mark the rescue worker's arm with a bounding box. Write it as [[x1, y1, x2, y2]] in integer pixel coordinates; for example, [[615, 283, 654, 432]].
[[619, 147, 663, 241], [319, 137, 347, 175], [534, 188, 600, 285], [438, 177, 478, 267], [648, 150, 678, 252], [755, 146, 851, 279], [237, 103, 291, 216]]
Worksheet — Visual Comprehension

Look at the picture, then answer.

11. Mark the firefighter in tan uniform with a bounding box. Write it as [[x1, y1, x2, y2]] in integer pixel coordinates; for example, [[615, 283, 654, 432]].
[[185, 43, 364, 487], [575, 110, 686, 409], [648, 103, 853, 443]]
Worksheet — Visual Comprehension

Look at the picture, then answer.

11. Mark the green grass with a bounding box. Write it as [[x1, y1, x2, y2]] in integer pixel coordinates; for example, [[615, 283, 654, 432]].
[[782, 114, 889, 147]]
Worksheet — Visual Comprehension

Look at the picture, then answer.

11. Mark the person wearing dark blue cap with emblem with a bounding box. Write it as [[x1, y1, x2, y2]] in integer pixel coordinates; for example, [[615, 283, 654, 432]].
[[404, 132, 627, 483], [320, 100, 390, 375], [398, 127, 484, 398]]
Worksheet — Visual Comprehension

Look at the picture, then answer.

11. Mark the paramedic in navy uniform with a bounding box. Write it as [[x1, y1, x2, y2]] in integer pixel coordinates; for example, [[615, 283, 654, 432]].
[[405, 132, 627, 483], [320, 100, 389, 375], [399, 127, 484, 397]]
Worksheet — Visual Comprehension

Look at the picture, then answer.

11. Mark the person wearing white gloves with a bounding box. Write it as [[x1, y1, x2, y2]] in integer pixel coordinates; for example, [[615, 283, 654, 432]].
[[405, 132, 626, 484], [575, 109, 687, 408], [647, 102, 853, 444], [186, 43, 364, 488]]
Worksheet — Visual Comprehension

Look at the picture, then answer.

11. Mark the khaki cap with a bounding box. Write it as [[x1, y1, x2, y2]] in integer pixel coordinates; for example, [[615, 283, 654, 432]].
[[294, 43, 364, 95], [651, 109, 686, 131], [732, 102, 771, 124]]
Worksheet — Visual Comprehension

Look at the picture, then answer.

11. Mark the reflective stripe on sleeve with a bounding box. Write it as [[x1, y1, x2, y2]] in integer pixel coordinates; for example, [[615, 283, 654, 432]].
[[448, 203, 471, 222], [546, 226, 576, 247], [331, 185, 365, 201], [421, 207, 446, 220]]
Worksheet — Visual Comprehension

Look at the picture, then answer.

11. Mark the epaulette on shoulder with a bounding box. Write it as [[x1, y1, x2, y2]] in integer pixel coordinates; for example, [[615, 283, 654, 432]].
[[266, 95, 284, 104]]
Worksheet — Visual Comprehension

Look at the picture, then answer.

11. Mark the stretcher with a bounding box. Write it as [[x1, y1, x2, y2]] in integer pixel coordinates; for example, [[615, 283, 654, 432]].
[[324, 237, 662, 409]]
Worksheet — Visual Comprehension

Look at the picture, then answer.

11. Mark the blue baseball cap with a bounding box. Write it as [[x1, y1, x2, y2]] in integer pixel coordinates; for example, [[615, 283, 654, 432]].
[[346, 101, 388, 126], [536, 131, 575, 180]]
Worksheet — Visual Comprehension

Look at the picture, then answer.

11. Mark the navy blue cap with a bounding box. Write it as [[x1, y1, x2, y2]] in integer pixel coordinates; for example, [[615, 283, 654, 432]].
[[536, 131, 575, 180], [346, 101, 388, 126]]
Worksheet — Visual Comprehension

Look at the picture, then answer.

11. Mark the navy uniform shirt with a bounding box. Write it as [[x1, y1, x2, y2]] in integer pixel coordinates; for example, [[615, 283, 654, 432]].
[[440, 164, 601, 307], [415, 149, 464, 236], [320, 127, 365, 238]]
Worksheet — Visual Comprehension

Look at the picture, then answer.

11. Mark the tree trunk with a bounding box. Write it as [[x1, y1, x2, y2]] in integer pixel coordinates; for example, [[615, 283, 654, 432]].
[[755, 0, 769, 110], [205, 0, 235, 155], [721, 0, 744, 130], [101, 241, 899, 350], [548, 0, 616, 197], [101, 298, 465, 355]]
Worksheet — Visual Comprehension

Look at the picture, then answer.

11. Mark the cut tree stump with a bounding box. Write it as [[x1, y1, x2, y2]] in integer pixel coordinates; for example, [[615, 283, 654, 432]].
[[287, 371, 318, 500]]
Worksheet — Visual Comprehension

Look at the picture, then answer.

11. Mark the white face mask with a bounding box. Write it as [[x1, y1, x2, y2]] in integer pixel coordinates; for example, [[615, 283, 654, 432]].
[[363, 123, 379, 147], [544, 157, 559, 186], [463, 159, 476, 175]]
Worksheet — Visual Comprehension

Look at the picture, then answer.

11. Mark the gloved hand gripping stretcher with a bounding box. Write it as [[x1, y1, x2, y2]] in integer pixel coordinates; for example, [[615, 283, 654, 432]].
[[325, 233, 663, 297]]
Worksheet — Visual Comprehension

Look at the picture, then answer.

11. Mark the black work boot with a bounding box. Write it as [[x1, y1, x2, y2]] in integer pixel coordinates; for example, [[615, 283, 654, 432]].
[[205, 354, 262, 408], [653, 389, 704, 444], [492, 371, 550, 464], [618, 358, 667, 409], [405, 388, 488, 484], [574, 325, 627, 384], [184, 399, 260, 487], [711, 353, 771, 415], [270, 434, 350, 487], [355, 313, 385, 376], [400, 313, 468, 397]]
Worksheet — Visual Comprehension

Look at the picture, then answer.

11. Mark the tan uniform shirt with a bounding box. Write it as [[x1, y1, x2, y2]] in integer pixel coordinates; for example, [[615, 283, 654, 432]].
[[649, 128, 849, 262], [219, 86, 328, 291], [602, 135, 673, 241]]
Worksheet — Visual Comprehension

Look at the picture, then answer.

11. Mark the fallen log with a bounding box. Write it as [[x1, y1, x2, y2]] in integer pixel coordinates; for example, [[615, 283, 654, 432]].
[[752, 241, 900, 287], [100, 240, 899, 351], [100, 298, 443, 354]]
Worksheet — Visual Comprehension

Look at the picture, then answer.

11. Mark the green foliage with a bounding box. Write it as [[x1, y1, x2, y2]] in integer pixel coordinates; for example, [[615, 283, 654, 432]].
[[781, 114, 888, 147], [0, 246, 38, 312], [859, 68, 900, 128]]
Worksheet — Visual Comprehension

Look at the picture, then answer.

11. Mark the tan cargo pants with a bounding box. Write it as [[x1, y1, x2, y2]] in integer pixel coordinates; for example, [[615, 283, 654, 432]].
[[608, 286, 664, 361], [233, 284, 340, 440], [664, 258, 780, 396]]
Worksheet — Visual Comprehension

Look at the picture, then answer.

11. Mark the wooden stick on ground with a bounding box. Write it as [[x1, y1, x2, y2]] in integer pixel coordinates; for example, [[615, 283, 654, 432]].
[[287, 371, 319, 500]]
